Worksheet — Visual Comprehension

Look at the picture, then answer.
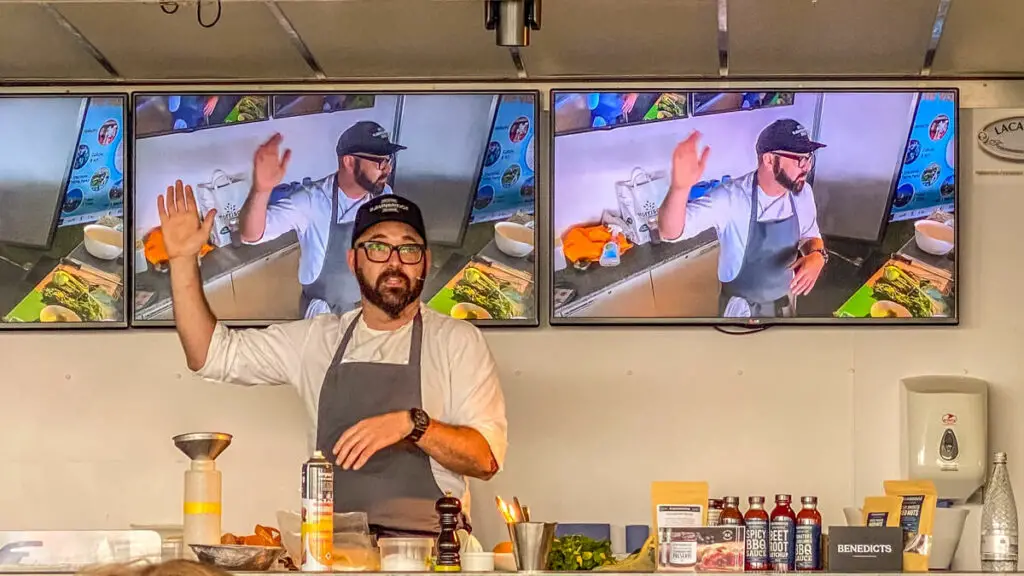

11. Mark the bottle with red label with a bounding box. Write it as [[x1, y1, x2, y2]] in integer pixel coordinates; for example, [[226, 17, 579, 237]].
[[720, 496, 745, 526], [769, 494, 796, 571], [745, 496, 770, 571], [795, 496, 822, 571]]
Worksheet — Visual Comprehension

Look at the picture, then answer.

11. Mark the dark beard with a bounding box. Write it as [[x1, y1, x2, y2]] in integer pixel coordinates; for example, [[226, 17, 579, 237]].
[[772, 157, 806, 193], [354, 164, 387, 195], [356, 266, 423, 320]]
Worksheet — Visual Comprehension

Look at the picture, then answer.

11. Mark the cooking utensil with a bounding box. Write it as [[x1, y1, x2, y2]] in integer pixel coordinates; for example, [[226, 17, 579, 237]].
[[521, 506, 531, 522], [190, 544, 284, 571], [496, 496, 516, 524], [508, 522, 556, 572], [513, 497, 525, 523]]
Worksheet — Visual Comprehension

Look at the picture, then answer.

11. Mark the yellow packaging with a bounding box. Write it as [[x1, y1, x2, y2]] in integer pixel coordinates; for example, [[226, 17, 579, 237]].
[[861, 496, 903, 527], [651, 481, 710, 529], [883, 480, 938, 572]]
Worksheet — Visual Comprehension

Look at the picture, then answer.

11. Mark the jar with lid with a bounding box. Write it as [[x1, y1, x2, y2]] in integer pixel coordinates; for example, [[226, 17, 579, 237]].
[[720, 496, 744, 526], [707, 499, 724, 526]]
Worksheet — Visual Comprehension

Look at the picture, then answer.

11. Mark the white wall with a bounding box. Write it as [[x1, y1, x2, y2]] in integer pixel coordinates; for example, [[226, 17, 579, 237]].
[[0, 96, 1021, 554], [133, 96, 400, 235], [551, 93, 819, 239]]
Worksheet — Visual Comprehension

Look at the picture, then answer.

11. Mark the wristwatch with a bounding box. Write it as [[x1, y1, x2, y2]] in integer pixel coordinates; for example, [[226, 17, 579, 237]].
[[407, 408, 431, 443], [808, 247, 829, 264]]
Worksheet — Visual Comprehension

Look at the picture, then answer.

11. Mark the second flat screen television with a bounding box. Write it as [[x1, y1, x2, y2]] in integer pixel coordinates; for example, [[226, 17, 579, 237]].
[[133, 91, 538, 326], [551, 90, 958, 325]]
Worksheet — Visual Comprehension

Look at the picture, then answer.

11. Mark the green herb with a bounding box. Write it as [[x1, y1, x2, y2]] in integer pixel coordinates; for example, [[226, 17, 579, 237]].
[[547, 535, 616, 571]]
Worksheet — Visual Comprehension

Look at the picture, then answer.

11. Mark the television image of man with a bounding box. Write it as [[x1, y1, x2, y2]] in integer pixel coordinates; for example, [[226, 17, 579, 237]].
[[658, 119, 829, 319], [239, 121, 406, 318]]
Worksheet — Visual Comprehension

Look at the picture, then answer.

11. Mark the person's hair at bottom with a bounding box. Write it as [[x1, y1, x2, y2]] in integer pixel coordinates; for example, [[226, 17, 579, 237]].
[[79, 559, 231, 576]]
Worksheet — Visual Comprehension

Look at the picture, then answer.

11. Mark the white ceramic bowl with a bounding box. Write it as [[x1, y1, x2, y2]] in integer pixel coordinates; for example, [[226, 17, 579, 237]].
[[915, 219, 954, 256], [83, 224, 124, 260], [870, 300, 912, 318], [494, 552, 516, 572], [39, 304, 81, 323], [462, 552, 495, 571], [494, 222, 535, 258], [451, 302, 492, 320]]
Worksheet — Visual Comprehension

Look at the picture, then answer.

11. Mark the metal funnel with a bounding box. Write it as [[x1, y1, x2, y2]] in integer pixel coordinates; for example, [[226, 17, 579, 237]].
[[173, 432, 232, 461]]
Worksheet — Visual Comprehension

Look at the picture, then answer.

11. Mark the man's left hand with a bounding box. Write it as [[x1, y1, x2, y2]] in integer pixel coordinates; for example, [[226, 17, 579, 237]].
[[333, 411, 414, 470], [790, 252, 826, 296]]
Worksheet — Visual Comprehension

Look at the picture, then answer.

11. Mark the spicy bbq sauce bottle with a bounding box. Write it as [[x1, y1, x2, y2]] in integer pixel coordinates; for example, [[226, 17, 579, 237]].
[[745, 496, 770, 571], [794, 496, 823, 571], [769, 494, 797, 572]]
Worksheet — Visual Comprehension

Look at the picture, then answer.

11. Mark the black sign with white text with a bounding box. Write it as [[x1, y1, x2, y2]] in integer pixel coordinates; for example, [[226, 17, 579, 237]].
[[827, 526, 903, 572]]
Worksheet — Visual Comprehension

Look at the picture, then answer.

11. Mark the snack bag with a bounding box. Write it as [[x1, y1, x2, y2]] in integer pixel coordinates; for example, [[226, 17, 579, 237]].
[[884, 480, 938, 572], [651, 482, 711, 572], [861, 496, 903, 527]]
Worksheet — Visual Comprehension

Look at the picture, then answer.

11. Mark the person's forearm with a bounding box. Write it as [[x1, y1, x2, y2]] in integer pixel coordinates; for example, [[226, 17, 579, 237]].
[[169, 256, 217, 371], [658, 186, 690, 241], [239, 186, 272, 243], [801, 237, 825, 254], [418, 421, 499, 480]]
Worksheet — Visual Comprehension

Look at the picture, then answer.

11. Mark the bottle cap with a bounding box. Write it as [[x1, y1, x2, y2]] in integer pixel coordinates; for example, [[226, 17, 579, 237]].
[[995, 452, 1008, 464], [801, 496, 817, 505], [724, 496, 740, 506], [775, 494, 792, 502], [312, 450, 324, 459], [749, 496, 765, 504]]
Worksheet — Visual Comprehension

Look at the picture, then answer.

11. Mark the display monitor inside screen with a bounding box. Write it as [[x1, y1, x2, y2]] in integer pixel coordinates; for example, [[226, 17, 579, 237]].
[[133, 91, 538, 326], [0, 95, 127, 328], [551, 89, 957, 325]]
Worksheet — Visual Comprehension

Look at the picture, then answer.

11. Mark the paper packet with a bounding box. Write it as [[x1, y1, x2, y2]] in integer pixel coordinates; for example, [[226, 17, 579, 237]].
[[883, 480, 938, 572], [861, 496, 903, 527]]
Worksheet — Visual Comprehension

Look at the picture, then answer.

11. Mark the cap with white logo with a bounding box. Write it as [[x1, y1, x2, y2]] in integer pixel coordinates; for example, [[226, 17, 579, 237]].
[[755, 118, 827, 156], [351, 195, 427, 248]]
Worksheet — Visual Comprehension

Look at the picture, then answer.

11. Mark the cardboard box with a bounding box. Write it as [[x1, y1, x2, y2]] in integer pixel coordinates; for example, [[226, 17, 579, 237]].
[[657, 527, 745, 572]]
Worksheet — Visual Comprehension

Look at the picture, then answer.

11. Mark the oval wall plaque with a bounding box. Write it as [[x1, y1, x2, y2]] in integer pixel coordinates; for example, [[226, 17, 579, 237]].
[[978, 117, 1024, 162]]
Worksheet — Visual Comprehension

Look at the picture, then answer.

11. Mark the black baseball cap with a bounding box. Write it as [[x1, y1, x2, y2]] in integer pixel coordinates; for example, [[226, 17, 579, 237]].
[[336, 121, 407, 157], [755, 119, 826, 157], [351, 195, 427, 248]]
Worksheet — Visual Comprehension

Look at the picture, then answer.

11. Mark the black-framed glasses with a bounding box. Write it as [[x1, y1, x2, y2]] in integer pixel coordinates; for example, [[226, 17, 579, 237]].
[[351, 153, 393, 170], [773, 151, 815, 169], [358, 241, 425, 264]]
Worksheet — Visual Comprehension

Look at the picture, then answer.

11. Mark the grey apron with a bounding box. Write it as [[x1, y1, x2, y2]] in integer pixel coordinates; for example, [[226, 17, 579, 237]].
[[300, 176, 367, 316], [719, 173, 800, 318], [314, 311, 444, 535]]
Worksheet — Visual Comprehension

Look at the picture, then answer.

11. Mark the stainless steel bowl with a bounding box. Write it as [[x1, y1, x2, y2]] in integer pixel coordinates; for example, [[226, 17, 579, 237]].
[[189, 544, 285, 571]]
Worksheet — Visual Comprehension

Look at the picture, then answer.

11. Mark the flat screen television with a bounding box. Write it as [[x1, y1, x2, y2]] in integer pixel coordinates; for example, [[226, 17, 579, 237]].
[[0, 94, 128, 329], [550, 89, 958, 326], [132, 91, 539, 327]]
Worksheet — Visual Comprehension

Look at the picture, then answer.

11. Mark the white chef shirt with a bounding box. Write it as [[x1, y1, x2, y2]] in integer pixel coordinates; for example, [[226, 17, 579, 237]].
[[245, 173, 393, 318], [194, 303, 507, 520], [665, 171, 821, 283]]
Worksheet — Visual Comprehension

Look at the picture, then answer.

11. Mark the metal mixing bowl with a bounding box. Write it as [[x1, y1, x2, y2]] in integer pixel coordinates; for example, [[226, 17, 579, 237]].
[[189, 544, 285, 571]]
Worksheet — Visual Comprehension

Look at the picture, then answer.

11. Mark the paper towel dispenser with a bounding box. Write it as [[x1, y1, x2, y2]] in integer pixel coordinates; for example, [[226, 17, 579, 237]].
[[900, 375, 988, 501]]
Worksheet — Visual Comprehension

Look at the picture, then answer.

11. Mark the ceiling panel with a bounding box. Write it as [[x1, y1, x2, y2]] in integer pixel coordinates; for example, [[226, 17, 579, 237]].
[[520, 0, 720, 78], [0, 3, 110, 79], [54, 1, 313, 79], [281, 0, 516, 79], [932, 0, 1024, 75], [729, 0, 938, 76]]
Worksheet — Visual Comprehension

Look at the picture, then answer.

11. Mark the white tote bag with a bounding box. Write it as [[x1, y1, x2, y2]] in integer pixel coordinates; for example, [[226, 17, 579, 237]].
[[614, 167, 670, 245], [194, 169, 250, 247]]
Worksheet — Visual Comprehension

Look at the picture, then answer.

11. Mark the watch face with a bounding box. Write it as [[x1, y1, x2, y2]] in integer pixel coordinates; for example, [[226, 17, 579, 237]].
[[413, 409, 429, 428]]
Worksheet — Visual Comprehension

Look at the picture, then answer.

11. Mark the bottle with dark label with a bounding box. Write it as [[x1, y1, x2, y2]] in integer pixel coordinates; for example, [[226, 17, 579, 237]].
[[769, 494, 796, 571], [795, 496, 822, 571], [720, 497, 745, 526], [707, 499, 724, 526], [745, 496, 770, 571]]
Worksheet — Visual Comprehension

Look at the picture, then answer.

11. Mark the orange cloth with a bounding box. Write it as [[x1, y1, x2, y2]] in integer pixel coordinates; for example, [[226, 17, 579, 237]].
[[143, 227, 214, 266], [562, 224, 632, 264]]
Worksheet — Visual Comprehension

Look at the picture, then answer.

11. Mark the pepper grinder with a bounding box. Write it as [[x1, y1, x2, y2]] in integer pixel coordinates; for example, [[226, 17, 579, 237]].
[[435, 491, 462, 572]]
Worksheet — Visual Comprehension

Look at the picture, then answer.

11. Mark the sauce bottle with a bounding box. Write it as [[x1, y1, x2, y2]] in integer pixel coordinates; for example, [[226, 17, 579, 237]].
[[769, 494, 796, 572], [707, 499, 724, 526], [795, 496, 822, 571], [745, 496, 770, 571], [720, 496, 744, 526]]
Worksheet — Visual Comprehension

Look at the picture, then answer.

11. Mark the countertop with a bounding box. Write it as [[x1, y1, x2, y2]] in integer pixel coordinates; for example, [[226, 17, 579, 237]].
[[553, 229, 718, 314], [133, 233, 299, 321]]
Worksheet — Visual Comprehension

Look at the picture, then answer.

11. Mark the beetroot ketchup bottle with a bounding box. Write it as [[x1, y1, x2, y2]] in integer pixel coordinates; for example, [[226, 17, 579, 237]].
[[769, 494, 796, 571]]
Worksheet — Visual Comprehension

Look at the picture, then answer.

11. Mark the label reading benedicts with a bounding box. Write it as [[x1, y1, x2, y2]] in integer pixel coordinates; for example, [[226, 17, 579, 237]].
[[866, 512, 889, 527], [795, 524, 821, 570], [770, 517, 795, 570], [745, 518, 769, 569]]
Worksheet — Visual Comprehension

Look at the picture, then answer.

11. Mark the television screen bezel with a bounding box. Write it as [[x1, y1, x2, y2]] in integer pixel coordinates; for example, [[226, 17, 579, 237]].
[[548, 87, 960, 328], [0, 91, 129, 331], [130, 88, 541, 329]]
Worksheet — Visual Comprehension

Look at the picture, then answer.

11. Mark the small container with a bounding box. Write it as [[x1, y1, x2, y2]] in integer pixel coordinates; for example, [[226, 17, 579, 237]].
[[228, 217, 242, 248], [770, 494, 797, 572], [795, 496, 822, 571], [707, 499, 725, 527], [646, 215, 662, 245], [720, 496, 744, 526], [745, 496, 770, 571], [462, 552, 495, 572], [379, 537, 434, 572]]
